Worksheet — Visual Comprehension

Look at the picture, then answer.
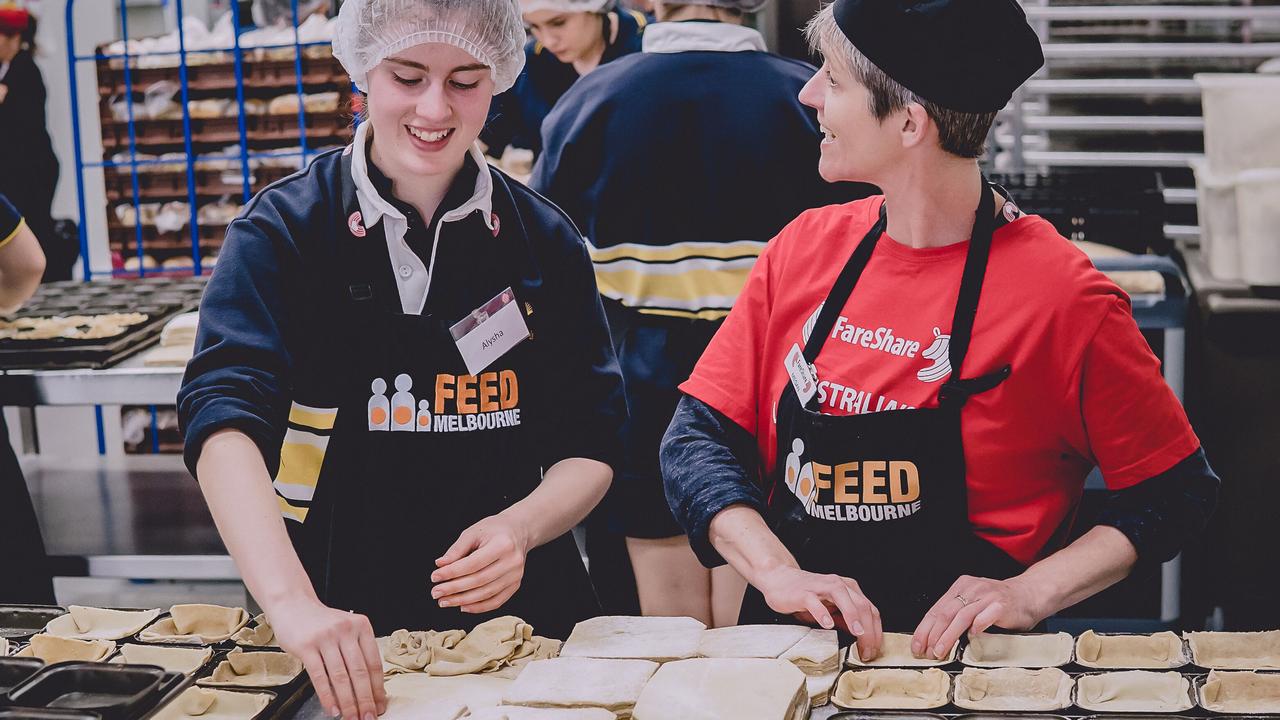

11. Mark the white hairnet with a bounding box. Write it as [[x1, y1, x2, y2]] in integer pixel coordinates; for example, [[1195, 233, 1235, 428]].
[[252, 0, 329, 27], [667, 0, 769, 12], [519, 0, 613, 14], [332, 0, 527, 95]]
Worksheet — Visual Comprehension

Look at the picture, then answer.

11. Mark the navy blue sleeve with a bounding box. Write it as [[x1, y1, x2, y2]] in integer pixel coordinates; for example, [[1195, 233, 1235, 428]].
[[480, 87, 522, 157], [527, 84, 599, 233], [1095, 446, 1220, 566], [0, 194, 22, 244], [177, 217, 295, 480], [661, 394, 766, 568], [532, 219, 627, 473]]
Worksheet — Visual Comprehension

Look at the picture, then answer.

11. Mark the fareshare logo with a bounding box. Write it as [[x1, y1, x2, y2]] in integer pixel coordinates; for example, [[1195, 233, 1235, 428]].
[[801, 304, 952, 384]]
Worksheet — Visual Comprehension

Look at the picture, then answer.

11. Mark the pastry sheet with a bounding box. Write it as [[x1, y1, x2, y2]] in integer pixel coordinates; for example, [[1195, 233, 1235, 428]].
[[1199, 670, 1280, 713], [152, 687, 272, 720], [140, 605, 250, 645], [16, 634, 115, 663], [952, 667, 1073, 711], [502, 657, 657, 718], [1076, 630, 1186, 669], [630, 658, 808, 720], [1186, 630, 1280, 670], [962, 632, 1073, 668], [45, 606, 161, 641], [198, 649, 303, 689], [1075, 670, 1193, 713], [560, 616, 705, 662], [847, 632, 955, 667], [832, 668, 951, 710], [113, 643, 213, 675]]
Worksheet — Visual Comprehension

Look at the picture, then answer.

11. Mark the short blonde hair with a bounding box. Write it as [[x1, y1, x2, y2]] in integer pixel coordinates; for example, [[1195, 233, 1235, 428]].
[[804, 5, 995, 158]]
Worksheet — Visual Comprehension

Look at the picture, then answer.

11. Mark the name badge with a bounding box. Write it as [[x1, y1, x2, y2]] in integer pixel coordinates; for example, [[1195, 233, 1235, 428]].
[[785, 343, 818, 405], [450, 288, 530, 375]]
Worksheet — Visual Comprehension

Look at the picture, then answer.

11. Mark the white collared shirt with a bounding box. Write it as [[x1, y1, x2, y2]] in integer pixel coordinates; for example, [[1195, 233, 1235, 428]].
[[641, 20, 768, 54], [349, 121, 497, 315]]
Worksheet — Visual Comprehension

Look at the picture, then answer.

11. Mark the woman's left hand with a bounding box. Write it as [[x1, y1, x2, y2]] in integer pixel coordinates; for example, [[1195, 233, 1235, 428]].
[[430, 513, 531, 614], [911, 575, 1047, 659]]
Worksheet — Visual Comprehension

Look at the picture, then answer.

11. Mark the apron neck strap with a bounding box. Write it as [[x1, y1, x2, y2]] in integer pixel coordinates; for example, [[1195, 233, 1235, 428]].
[[800, 176, 999, 396]]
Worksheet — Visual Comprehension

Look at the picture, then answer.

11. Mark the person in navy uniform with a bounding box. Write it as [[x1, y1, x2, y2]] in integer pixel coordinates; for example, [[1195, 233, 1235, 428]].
[[178, 2, 625, 719], [531, 0, 869, 627], [481, 0, 646, 158]]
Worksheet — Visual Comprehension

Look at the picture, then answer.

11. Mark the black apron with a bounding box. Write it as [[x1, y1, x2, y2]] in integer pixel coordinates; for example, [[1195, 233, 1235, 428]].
[[739, 180, 1023, 632], [286, 152, 598, 639]]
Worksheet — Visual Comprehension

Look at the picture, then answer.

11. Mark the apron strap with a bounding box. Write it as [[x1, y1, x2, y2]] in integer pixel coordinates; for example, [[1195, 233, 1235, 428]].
[[942, 176, 997, 383], [801, 202, 887, 363]]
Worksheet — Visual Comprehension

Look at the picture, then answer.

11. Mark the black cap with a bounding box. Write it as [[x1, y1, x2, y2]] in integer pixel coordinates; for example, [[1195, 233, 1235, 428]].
[[831, 0, 1044, 113]]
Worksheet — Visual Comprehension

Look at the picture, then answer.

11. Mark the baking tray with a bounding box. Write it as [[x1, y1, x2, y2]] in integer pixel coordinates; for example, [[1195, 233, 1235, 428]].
[[1072, 633, 1191, 672], [0, 610, 66, 642], [1190, 672, 1280, 716], [0, 660, 44, 694], [5, 663, 166, 719], [0, 708, 103, 720], [189, 649, 310, 720]]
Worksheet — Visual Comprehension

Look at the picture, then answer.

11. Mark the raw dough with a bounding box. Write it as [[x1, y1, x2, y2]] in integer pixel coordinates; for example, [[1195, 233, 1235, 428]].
[[1076, 630, 1187, 669], [231, 615, 276, 648], [952, 667, 1074, 711], [466, 709, 616, 720], [381, 629, 467, 674], [780, 629, 839, 675], [697, 625, 810, 659], [140, 605, 250, 644], [848, 633, 955, 667], [502, 658, 658, 718], [198, 649, 303, 688], [153, 687, 272, 720], [426, 617, 548, 676], [0, 637, 8, 656], [631, 658, 807, 720], [381, 674, 512, 720], [832, 668, 950, 710], [113, 643, 213, 675], [559, 616, 705, 662], [1075, 670, 1193, 713], [16, 634, 115, 663], [1186, 630, 1280, 670], [962, 632, 1073, 668], [46, 606, 162, 641], [807, 669, 840, 707], [1200, 670, 1280, 713]]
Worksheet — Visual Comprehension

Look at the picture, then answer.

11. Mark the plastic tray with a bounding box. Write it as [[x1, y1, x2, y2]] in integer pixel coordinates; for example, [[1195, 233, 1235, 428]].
[[187, 649, 309, 720], [0, 709, 103, 720], [0, 609, 67, 642], [6, 663, 166, 719], [0, 659, 45, 694]]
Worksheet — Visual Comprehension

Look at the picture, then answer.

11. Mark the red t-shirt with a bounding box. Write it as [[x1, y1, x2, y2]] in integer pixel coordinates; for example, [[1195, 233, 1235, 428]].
[[681, 197, 1200, 565]]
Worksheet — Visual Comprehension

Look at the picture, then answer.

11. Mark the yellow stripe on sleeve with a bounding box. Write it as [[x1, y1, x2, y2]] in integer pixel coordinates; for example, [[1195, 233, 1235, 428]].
[[288, 403, 337, 430], [0, 218, 27, 250], [277, 494, 309, 523]]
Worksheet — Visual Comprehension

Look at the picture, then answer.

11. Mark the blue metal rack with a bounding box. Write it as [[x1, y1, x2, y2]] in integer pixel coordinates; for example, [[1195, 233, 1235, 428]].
[[64, 0, 341, 281]]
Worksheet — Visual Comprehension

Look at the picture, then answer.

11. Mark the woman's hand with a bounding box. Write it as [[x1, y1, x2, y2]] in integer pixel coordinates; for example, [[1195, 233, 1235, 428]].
[[753, 565, 883, 661], [911, 574, 1046, 659], [269, 598, 386, 720], [431, 512, 531, 614]]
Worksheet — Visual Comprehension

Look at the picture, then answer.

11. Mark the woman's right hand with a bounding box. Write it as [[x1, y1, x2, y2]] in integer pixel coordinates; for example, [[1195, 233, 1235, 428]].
[[753, 565, 884, 661], [269, 598, 387, 720]]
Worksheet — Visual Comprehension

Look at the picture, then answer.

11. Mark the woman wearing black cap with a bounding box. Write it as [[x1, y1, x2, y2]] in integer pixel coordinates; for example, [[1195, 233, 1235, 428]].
[[662, 0, 1219, 661]]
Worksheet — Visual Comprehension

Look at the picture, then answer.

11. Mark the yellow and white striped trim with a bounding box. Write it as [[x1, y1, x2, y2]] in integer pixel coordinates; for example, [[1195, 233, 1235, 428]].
[[587, 239, 765, 320], [274, 402, 338, 523], [0, 218, 27, 250], [288, 403, 337, 431]]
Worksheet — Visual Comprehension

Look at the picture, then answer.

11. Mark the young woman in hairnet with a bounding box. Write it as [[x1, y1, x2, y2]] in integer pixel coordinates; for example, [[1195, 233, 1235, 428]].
[[532, 0, 866, 626], [482, 0, 647, 158], [178, 1, 626, 717]]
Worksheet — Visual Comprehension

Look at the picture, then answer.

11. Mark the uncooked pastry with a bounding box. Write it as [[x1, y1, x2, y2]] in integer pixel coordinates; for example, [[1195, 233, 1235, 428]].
[[426, 616, 547, 676], [466, 709, 616, 720], [631, 658, 807, 720], [153, 687, 272, 720], [559, 616, 705, 662], [952, 667, 1073, 711], [0, 637, 8, 656], [1186, 630, 1280, 670], [16, 634, 115, 663], [1075, 670, 1193, 712], [780, 629, 839, 675], [848, 632, 956, 667], [381, 674, 512, 720], [696, 625, 810, 659], [140, 604, 250, 644], [1076, 630, 1187, 669], [381, 629, 466, 674], [807, 668, 840, 707], [46, 606, 161, 641], [231, 615, 276, 648], [113, 643, 213, 675], [502, 658, 657, 718], [832, 668, 950, 710], [1199, 670, 1280, 713], [198, 649, 303, 688], [962, 632, 1073, 668]]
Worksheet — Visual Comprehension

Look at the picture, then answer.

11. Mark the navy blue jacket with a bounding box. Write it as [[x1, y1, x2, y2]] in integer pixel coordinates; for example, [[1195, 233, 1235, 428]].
[[178, 147, 626, 480], [481, 9, 647, 156]]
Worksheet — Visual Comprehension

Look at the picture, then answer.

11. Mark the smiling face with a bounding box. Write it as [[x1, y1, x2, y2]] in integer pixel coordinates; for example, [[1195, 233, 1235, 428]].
[[798, 49, 905, 185], [524, 10, 603, 64], [365, 42, 495, 182]]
